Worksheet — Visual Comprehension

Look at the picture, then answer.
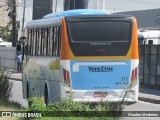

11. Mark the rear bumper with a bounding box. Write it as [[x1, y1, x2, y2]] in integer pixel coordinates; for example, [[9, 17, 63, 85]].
[[64, 89, 139, 103], [73, 97, 138, 103]]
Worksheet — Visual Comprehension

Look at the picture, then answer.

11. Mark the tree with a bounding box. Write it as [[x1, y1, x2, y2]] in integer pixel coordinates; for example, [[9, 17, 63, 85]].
[[0, 21, 12, 42], [0, 21, 19, 42]]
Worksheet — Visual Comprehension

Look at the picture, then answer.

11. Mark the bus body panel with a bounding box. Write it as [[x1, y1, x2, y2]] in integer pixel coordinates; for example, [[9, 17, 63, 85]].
[[70, 60, 130, 90], [60, 59, 139, 102], [22, 56, 61, 102]]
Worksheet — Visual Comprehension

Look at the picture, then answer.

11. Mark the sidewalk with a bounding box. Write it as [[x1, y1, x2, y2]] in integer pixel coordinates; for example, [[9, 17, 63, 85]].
[[139, 87, 160, 104]]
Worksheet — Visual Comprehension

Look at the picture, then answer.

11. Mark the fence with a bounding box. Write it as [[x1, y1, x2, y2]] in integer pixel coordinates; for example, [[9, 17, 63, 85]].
[[0, 47, 17, 71], [139, 45, 160, 89]]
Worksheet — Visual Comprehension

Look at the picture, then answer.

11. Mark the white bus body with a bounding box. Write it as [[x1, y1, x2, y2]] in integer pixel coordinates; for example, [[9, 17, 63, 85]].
[[138, 30, 160, 45]]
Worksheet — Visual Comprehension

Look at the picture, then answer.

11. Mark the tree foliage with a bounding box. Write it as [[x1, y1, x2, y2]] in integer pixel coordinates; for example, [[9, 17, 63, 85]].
[[0, 71, 13, 102], [0, 21, 20, 42], [0, 21, 12, 42]]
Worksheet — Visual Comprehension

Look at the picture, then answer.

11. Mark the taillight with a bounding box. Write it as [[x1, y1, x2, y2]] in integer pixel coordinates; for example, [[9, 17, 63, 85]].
[[63, 69, 70, 86], [131, 68, 138, 81]]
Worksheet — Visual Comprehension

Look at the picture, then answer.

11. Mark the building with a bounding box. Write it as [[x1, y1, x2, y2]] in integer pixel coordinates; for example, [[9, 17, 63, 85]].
[[88, 0, 160, 13], [0, 0, 10, 27], [87, 0, 160, 30], [116, 8, 160, 30], [18, 0, 63, 39], [17, 0, 160, 39], [0, 0, 20, 44]]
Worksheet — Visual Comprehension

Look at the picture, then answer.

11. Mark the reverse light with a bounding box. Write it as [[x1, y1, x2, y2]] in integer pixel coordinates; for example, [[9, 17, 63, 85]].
[[63, 69, 70, 86]]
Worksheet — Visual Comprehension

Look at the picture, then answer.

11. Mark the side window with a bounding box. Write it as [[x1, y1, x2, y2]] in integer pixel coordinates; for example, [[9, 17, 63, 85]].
[[42, 28, 46, 55], [148, 40, 153, 45], [30, 29, 33, 55], [37, 28, 41, 55], [26, 26, 61, 56], [53, 26, 61, 56], [26, 29, 30, 55], [47, 27, 52, 55]]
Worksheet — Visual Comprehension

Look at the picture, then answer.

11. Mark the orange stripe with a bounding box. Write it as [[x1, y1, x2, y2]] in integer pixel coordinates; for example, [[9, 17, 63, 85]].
[[60, 17, 70, 60], [131, 17, 139, 59]]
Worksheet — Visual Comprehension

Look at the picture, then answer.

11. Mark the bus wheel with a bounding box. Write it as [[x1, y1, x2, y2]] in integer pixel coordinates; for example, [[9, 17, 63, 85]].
[[45, 85, 49, 107], [27, 81, 31, 106]]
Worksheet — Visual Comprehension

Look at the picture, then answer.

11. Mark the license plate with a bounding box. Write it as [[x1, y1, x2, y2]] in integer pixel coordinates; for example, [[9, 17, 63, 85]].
[[94, 92, 107, 97]]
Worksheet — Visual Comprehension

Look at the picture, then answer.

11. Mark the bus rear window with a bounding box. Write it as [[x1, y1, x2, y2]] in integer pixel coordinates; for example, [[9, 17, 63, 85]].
[[66, 16, 133, 56], [68, 21, 131, 42]]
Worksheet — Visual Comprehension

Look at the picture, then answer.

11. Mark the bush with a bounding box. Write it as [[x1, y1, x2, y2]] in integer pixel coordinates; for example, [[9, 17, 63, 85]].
[[25, 97, 125, 119], [0, 71, 13, 102]]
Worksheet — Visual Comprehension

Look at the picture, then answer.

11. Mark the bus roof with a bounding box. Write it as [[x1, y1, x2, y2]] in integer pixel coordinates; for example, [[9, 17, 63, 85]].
[[26, 10, 134, 29], [138, 30, 160, 38], [25, 9, 109, 29], [25, 17, 61, 29], [43, 9, 109, 19]]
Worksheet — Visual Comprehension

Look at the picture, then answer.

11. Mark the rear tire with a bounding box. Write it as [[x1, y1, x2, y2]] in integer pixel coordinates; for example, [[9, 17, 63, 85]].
[[45, 85, 49, 107], [27, 81, 31, 106]]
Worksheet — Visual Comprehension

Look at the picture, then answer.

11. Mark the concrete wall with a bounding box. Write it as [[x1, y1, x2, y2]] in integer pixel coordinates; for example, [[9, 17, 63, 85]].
[[0, 47, 16, 71]]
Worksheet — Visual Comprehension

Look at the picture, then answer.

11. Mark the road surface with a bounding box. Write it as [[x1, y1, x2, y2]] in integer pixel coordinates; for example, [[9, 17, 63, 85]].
[[121, 101, 160, 120]]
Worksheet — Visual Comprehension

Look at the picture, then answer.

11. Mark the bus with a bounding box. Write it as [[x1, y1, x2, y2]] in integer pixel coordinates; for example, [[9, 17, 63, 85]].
[[138, 30, 160, 45], [22, 9, 139, 105]]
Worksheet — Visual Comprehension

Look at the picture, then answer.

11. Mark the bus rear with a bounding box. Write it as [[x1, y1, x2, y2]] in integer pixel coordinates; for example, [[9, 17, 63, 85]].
[[60, 15, 139, 102]]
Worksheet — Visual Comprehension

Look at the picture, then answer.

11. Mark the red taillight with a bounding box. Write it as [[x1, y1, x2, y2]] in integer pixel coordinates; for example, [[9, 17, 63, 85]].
[[96, 49, 106, 52], [63, 69, 70, 86], [131, 68, 138, 81]]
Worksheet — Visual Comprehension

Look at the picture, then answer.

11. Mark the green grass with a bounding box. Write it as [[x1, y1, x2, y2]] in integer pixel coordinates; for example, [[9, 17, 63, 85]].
[[34, 117, 114, 120], [0, 70, 23, 120], [23, 97, 122, 120]]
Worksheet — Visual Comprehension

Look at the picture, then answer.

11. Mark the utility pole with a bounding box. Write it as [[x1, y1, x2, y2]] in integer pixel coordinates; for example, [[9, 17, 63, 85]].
[[11, 0, 16, 47], [21, 0, 26, 36], [55, 0, 57, 12], [21, 0, 26, 61]]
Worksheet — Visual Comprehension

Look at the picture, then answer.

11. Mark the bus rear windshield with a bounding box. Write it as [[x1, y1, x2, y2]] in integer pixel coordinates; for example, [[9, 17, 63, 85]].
[[69, 21, 131, 42], [66, 17, 132, 56]]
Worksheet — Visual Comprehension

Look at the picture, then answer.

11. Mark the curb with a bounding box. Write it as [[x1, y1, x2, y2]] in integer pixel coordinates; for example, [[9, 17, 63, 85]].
[[138, 88, 160, 104], [138, 97, 160, 104]]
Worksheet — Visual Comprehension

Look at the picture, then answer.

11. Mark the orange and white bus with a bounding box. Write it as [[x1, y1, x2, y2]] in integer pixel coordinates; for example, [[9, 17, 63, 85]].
[[22, 9, 139, 105]]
